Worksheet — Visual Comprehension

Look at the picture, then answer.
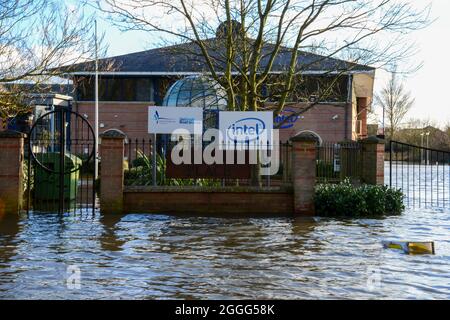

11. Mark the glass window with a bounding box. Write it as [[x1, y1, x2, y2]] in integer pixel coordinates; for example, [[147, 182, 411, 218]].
[[136, 78, 152, 101], [123, 78, 135, 101], [109, 78, 122, 101]]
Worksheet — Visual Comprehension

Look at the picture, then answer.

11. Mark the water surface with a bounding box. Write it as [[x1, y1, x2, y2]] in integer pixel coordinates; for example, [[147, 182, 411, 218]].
[[0, 207, 449, 299]]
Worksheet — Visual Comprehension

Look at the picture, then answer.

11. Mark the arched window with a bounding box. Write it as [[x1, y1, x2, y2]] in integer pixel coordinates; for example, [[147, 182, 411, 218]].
[[294, 130, 323, 146]]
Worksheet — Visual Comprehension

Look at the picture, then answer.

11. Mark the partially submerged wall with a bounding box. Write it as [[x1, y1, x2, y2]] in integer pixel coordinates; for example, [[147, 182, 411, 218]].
[[123, 186, 294, 216]]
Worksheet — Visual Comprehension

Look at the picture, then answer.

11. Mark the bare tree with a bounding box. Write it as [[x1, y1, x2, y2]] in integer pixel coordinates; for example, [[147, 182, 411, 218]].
[[0, 0, 108, 122], [375, 72, 414, 140], [96, 0, 429, 114], [94, 0, 429, 184]]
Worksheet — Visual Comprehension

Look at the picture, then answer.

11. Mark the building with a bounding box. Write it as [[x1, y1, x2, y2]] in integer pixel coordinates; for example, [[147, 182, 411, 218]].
[[64, 31, 375, 143], [0, 80, 73, 132]]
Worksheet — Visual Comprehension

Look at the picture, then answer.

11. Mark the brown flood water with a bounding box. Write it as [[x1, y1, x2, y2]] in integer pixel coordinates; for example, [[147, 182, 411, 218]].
[[0, 207, 449, 299]]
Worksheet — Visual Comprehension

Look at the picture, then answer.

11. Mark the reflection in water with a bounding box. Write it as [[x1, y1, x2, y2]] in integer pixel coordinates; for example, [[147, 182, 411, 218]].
[[0, 208, 449, 299], [99, 215, 126, 252]]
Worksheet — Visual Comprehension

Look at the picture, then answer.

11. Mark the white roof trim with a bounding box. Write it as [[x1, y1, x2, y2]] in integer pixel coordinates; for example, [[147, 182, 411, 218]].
[[65, 70, 375, 77]]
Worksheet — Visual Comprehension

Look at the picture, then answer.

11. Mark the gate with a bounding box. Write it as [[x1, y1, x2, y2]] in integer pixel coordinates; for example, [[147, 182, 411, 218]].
[[25, 107, 96, 214], [388, 140, 450, 208]]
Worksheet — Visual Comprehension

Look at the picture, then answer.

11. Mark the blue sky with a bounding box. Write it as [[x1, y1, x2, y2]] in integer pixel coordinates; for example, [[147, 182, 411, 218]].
[[93, 0, 450, 128]]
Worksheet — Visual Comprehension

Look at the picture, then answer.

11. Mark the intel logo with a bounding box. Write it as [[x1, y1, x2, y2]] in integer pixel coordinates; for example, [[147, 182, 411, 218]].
[[275, 109, 300, 129], [227, 117, 266, 142]]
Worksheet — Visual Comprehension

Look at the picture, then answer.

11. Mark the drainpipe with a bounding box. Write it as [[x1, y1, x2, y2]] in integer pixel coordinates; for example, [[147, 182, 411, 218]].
[[345, 75, 352, 140]]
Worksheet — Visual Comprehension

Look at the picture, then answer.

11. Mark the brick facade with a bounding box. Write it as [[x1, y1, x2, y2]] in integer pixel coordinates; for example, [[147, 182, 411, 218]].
[[75, 101, 358, 143], [74, 101, 155, 141]]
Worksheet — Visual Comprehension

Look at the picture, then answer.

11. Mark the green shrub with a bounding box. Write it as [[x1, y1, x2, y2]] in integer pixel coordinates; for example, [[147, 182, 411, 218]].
[[314, 179, 404, 217]]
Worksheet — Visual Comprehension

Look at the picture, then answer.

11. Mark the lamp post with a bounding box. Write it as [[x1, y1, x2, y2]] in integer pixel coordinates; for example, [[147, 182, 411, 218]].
[[94, 20, 99, 180], [420, 132, 424, 163]]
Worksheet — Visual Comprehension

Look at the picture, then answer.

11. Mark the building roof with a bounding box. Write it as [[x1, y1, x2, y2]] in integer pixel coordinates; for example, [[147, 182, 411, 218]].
[[63, 39, 375, 76]]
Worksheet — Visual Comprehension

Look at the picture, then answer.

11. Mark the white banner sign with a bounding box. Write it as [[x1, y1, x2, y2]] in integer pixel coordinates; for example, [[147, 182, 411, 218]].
[[219, 111, 273, 149], [148, 106, 203, 134]]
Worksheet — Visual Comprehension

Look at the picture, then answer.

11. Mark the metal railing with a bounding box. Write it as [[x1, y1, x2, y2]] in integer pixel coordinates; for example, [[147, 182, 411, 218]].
[[123, 138, 293, 187], [316, 141, 362, 184], [388, 140, 450, 208]]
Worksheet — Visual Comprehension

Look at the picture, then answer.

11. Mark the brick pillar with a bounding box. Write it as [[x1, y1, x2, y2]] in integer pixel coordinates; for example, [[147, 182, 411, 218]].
[[100, 131, 125, 214], [360, 136, 385, 185], [0, 130, 25, 216], [290, 132, 319, 215]]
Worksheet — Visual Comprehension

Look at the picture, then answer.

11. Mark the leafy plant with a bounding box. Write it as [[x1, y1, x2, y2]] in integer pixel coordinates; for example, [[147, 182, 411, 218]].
[[124, 150, 221, 187], [314, 179, 404, 217]]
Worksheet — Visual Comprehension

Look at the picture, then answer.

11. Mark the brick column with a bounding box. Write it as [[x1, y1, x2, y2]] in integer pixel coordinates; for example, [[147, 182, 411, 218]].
[[0, 130, 25, 216], [100, 131, 125, 214], [290, 132, 319, 215], [360, 136, 385, 185]]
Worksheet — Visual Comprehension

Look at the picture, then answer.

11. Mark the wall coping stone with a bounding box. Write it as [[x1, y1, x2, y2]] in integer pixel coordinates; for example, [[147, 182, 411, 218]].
[[124, 185, 293, 193], [0, 130, 26, 138]]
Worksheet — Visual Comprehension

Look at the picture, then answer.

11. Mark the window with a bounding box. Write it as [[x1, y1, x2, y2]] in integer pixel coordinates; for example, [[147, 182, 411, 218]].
[[76, 77, 154, 102]]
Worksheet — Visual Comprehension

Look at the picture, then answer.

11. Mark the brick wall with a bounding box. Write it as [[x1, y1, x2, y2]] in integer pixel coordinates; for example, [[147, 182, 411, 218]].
[[123, 186, 293, 216]]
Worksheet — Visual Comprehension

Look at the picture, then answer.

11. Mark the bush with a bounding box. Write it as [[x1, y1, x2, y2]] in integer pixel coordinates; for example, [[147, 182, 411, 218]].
[[314, 179, 404, 217]]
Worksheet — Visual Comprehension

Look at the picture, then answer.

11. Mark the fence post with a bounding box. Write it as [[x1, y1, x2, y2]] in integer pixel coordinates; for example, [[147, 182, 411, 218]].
[[0, 130, 25, 216], [360, 136, 385, 185], [290, 132, 319, 215], [100, 131, 125, 214]]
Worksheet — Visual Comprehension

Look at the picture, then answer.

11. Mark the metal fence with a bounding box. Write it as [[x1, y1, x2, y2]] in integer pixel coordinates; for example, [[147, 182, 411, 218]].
[[25, 107, 96, 214], [388, 140, 450, 208], [316, 141, 362, 184], [123, 138, 293, 187]]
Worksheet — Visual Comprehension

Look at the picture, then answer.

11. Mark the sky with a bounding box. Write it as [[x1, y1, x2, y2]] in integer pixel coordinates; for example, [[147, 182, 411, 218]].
[[93, 0, 450, 128]]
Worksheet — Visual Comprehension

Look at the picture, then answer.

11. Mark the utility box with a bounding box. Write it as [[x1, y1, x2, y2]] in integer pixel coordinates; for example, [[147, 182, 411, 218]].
[[34, 153, 82, 201]]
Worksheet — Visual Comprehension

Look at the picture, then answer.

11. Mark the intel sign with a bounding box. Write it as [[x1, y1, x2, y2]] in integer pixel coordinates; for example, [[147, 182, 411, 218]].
[[274, 109, 302, 129], [220, 111, 273, 149]]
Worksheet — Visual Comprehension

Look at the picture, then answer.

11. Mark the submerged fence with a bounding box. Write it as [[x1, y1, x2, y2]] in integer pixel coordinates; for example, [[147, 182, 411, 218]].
[[388, 140, 450, 208], [123, 138, 293, 187]]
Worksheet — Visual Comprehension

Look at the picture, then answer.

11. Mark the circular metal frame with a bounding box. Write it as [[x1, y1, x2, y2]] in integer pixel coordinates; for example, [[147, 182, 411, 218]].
[[28, 107, 96, 174]]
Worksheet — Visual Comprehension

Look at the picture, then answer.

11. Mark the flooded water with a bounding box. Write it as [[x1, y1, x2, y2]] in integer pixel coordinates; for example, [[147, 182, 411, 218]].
[[0, 206, 449, 299]]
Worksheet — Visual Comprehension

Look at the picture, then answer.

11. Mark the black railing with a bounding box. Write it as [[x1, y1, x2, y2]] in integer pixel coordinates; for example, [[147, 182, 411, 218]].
[[388, 140, 450, 208], [316, 141, 362, 183], [124, 138, 293, 187]]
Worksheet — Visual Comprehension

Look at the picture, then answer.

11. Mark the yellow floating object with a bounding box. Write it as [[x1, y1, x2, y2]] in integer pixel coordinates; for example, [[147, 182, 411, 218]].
[[382, 241, 435, 254]]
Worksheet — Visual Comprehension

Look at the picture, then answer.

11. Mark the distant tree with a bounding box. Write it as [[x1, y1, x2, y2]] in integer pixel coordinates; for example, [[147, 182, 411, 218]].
[[0, 0, 107, 122], [375, 72, 414, 140]]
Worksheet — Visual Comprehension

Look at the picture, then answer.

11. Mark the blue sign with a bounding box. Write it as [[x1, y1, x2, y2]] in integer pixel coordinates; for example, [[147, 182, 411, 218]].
[[275, 109, 300, 129]]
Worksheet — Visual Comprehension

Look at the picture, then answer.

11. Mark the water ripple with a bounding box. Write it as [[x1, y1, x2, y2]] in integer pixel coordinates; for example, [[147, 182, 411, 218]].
[[0, 207, 449, 299]]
